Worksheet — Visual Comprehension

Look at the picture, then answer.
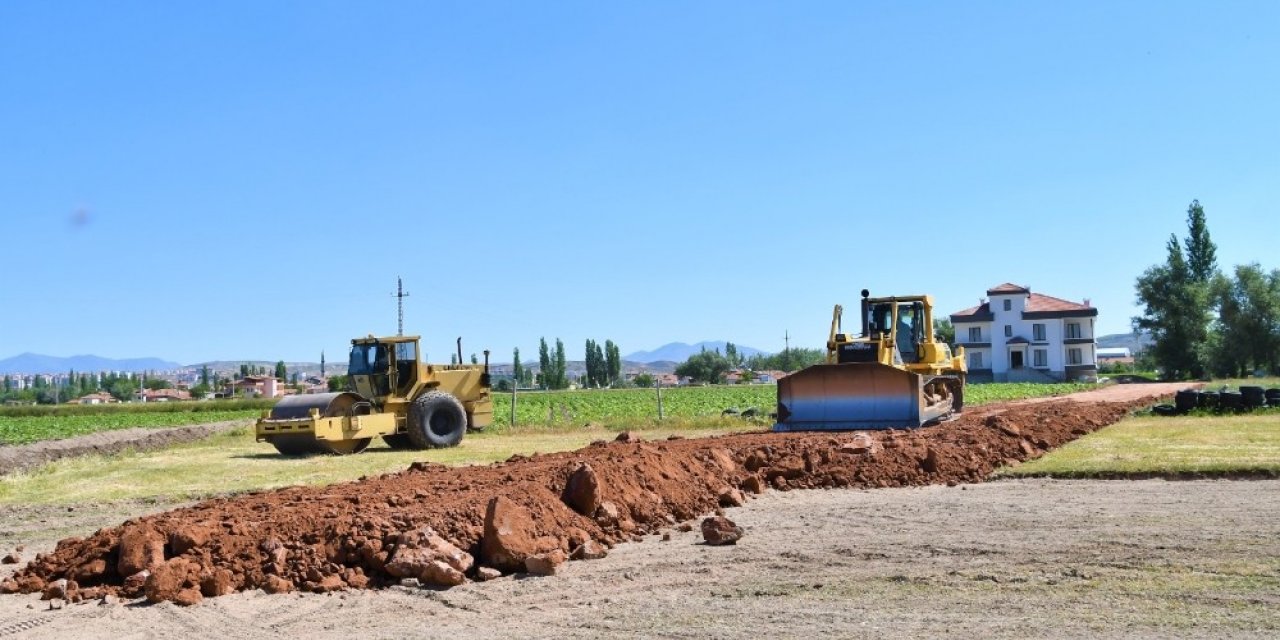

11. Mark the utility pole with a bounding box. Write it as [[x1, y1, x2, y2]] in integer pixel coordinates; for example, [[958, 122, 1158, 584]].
[[783, 330, 791, 372], [392, 276, 410, 336]]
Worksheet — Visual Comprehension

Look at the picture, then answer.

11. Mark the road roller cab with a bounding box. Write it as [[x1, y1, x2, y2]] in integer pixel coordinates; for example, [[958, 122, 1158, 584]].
[[255, 334, 493, 455]]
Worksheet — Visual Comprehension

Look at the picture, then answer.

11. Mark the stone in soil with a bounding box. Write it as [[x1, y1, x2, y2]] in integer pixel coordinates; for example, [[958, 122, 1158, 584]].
[[701, 516, 744, 546], [562, 463, 602, 516]]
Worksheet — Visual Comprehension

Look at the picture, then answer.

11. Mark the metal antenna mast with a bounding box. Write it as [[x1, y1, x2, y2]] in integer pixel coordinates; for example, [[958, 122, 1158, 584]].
[[392, 276, 410, 335]]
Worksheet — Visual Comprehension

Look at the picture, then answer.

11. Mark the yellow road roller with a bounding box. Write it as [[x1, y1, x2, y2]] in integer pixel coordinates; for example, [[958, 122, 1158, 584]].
[[255, 335, 493, 455], [775, 289, 966, 431]]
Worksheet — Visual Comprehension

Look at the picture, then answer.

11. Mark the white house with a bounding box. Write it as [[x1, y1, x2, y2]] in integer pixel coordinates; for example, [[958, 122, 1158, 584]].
[[950, 283, 1099, 383]]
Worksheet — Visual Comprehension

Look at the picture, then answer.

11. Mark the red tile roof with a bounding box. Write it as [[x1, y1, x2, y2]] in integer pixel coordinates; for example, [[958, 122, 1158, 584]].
[[986, 282, 1030, 295], [951, 290, 1093, 320], [951, 301, 991, 319], [1025, 292, 1092, 313]]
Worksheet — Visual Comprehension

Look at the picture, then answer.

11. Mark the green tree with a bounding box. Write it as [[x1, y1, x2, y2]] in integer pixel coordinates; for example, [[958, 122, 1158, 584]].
[[471, 353, 478, 365], [327, 375, 350, 392], [1185, 200, 1217, 283], [1133, 202, 1218, 380], [605, 340, 621, 386], [675, 348, 731, 384], [143, 378, 172, 390], [1208, 263, 1280, 377], [584, 339, 598, 387], [724, 342, 741, 368], [553, 339, 567, 389], [512, 348, 523, 387], [538, 338, 551, 389], [274, 361, 287, 380], [633, 372, 654, 388], [200, 365, 210, 386], [2, 375, 10, 392], [933, 318, 955, 346]]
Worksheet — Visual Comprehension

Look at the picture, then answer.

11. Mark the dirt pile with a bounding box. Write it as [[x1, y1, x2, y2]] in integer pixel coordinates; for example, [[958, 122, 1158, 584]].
[[2, 399, 1147, 603]]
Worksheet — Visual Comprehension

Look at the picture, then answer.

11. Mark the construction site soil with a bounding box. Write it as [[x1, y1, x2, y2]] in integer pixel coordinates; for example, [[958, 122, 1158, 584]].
[[3, 385, 1177, 605]]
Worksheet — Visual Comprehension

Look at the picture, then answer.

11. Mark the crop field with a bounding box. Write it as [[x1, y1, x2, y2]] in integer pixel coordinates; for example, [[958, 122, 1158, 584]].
[[487, 381, 1097, 430], [0, 382, 1098, 445], [0, 410, 259, 445]]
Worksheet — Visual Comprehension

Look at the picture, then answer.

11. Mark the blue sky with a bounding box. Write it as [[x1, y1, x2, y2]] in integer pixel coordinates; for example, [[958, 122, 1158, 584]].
[[1, 1, 1276, 365]]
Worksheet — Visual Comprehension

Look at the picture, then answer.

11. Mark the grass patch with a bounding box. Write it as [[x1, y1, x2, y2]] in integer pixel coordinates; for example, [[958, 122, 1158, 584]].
[[0, 418, 762, 506], [999, 411, 1280, 478]]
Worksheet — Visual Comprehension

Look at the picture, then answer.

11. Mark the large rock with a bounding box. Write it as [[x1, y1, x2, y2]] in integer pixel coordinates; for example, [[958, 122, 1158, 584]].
[[569, 540, 608, 561], [524, 549, 567, 576], [168, 526, 212, 556], [838, 433, 875, 455], [480, 497, 557, 573], [562, 463, 602, 516], [145, 559, 194, 604], [717, 487, 745, 508], [261, 575, 293, 594], [117, 524, 166, 577], [121, 570, 150, 598], [386, 526, 473, 586], [701, 516, 744, 546], [200, 569, 236, 597]]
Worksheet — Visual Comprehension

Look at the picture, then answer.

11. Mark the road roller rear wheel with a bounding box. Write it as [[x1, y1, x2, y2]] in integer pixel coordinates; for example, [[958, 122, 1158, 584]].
[[407, 391, 467, 448]]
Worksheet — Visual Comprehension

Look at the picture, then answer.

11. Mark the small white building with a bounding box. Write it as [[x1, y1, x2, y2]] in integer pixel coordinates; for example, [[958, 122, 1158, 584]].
[[950, 283, 1099, 383]]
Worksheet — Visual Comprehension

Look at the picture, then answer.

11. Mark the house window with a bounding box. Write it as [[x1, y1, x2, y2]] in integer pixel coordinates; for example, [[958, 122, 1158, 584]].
[[1033, 324, 1045, 341], [1066, 322, 1081, 339], [970, 352, 983, 368], [1004, 325, 1012, 337], [1033, 349, 1047, 367], [1068, 348, 1082, 365], [1003, 299, 1011, 311], [968, 327, 981, 342]]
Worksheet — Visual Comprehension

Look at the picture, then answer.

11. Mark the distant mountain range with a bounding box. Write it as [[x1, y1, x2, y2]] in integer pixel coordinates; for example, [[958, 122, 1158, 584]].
[[623, 341, 765, 364], [0, 353, 183, 375], [0, 339, 771, 375], [1096, 332, 1153, 352]]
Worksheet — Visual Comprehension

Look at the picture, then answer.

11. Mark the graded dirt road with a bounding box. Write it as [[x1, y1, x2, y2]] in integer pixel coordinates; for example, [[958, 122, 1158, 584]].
[[1, 478, 1276, 639]]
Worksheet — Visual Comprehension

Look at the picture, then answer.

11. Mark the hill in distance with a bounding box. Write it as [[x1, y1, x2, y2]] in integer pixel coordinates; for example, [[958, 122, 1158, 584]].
[[1096, 332, 1153, 352], [0, 353, 183, 375], [623, 341, 765, 364]]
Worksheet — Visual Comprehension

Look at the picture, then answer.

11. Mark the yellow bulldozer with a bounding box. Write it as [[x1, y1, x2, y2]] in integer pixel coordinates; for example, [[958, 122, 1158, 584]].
[[774, 289, 966, 431], [255, 334, 493, 455]]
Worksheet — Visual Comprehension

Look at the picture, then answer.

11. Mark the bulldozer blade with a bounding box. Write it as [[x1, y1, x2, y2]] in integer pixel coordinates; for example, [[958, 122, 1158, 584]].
[[774, 363, 950, 431]]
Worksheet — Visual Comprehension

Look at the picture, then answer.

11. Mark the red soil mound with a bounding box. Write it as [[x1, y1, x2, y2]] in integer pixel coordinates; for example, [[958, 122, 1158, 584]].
[[2, 399, 1144, 603]]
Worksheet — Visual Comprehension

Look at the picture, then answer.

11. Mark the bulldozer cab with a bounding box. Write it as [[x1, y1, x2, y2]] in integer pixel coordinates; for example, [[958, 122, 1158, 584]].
[[348, 336, 421, 402], [865, 300, 926, 363]]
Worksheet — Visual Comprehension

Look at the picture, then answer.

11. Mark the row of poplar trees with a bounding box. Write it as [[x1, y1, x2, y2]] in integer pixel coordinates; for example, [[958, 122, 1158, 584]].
[[509, 338, 622, 390]]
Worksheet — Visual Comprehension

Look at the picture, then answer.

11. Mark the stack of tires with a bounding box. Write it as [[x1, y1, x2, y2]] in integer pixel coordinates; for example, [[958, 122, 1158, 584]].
[[1153, 386, 1280, 417]]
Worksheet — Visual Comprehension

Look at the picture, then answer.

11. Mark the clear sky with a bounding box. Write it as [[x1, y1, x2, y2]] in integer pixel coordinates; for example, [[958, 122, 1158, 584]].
[[2, 1, 1276, 365]]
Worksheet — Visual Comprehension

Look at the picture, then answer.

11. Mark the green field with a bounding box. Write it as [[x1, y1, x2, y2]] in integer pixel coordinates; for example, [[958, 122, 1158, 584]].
[[0, 382, 1097, 446], [1000, 411, 1280, 478], [489, 381, 1096, 431]]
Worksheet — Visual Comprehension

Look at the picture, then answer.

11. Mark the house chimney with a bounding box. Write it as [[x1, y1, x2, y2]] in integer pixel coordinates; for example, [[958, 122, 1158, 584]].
[[1084, 298, 1091, 307]]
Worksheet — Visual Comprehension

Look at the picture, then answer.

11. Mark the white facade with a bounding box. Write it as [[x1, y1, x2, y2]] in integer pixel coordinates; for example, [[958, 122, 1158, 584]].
[[951, 285, 1099, 382]]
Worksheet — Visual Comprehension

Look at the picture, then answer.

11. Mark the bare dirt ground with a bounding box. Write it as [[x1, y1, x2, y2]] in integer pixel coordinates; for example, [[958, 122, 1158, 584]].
[[8, 381, 1259, 639], [2, 478, 1276, 639]]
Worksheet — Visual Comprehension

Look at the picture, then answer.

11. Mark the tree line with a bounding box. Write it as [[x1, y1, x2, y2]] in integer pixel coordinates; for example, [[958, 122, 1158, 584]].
[[1134, 200, 1280, 379], [674, 342, 825, 384]]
